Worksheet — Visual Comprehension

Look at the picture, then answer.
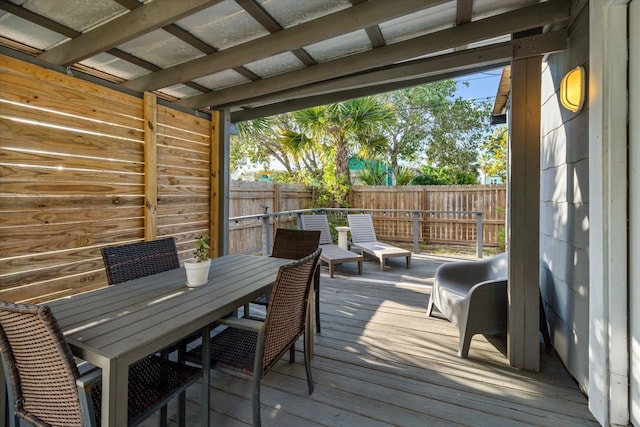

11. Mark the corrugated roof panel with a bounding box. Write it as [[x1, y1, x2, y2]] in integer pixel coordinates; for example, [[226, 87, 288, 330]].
[[379, 3, 455, 45], [243, 51, 303, 78], [258, 0, 351, 28], [0, 10, 67, 50], [79, 52, 151, 80], [117, 29, 205, 68], [177, 1, 268, 51], [158, 83, 203, 99], [14, 0, 127, 32], [472, 0, 539, 20], [304, 29, 370, 63], [192, 69, 250, 90]]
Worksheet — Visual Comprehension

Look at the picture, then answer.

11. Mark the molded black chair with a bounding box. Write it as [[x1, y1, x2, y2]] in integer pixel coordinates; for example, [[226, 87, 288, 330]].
[[186, 248, 321, 427], [247, 229, 322, 333], [0, 300, 201, 427]]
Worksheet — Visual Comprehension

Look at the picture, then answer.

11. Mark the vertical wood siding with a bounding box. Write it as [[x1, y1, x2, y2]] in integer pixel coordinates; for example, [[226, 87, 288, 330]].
[[0, 55, 213, 303]]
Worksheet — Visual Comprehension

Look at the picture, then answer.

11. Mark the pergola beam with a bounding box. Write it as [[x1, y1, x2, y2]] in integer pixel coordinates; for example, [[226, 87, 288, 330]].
[[38, 0, 222, 66], [178, 0, 568, 109], [230, 65, 503, 122], [224, 30, 565, 112], [122, 0, 445, 92]]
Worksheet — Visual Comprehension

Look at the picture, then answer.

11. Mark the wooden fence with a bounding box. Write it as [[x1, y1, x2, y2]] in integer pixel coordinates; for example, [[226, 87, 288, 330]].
[[229, 184, 506, 254], [349, 185, 506, 247], [0, 54, 216, 303]]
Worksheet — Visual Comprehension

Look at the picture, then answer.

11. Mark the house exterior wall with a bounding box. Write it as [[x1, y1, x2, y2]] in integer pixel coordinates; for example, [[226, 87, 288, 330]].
[[539, 4, 590, 391]]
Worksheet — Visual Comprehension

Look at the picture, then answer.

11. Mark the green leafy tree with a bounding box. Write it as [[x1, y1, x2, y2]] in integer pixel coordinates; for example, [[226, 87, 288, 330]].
[[294, 97, 395, 205], [480, 125, 508, 181]]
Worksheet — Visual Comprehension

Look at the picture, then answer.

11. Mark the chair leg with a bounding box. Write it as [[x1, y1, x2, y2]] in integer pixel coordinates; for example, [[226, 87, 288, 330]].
[[289, 344, 295, 363], [458, 329, 473, 358], [304, 331, 314, 394], [314, 268, 321, 334], [252, 372, 262, 427], [426, 296, 435, 317]]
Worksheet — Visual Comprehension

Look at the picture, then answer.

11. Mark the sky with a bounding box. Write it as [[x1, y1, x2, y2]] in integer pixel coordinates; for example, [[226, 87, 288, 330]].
[[453, 68, 504, 105]]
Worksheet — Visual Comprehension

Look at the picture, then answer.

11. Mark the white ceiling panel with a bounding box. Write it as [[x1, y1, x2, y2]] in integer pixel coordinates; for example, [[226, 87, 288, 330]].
[[158, 83, 203, 99], [0, 11, 67, 50], [304, 29, 371, 63], [177, 1, 268, 50], [379, 3, 456, 45], [79, 52, 151, 81], [192, 69, 250, 90], [117, 29, 205, 68], [258, 0, 351, 28], [243, 51, 304, 78], [13, 0, 127, 32]]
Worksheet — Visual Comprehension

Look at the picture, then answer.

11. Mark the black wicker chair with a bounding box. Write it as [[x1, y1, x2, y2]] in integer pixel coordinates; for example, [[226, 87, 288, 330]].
[[247, 229, 322, 333], [101, 237, 194, 425], [186, 248, 321, 427], [0, 300, 201, 427], [101, 237, 180, 285]]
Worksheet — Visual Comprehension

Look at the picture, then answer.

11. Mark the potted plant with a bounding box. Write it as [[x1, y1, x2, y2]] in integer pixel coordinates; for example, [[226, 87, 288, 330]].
[[184, 235, 211, 287]]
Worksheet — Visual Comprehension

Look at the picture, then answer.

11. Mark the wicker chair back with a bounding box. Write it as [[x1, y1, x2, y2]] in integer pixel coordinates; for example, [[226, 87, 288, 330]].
[[0, 301, 84, 426], [262, 248, 321, 371], [102, 237, 180, 285]]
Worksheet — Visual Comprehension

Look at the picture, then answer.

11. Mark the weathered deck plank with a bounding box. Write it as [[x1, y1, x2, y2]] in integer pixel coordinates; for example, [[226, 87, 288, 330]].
[[141, 253, 597, 426]]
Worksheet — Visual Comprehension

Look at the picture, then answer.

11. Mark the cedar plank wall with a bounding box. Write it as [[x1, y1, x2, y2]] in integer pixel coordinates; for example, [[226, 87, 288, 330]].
[[0, 54, 214, 304]]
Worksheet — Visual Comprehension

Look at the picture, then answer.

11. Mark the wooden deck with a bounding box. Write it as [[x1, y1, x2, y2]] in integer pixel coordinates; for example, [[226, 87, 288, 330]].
[[143, 253, 598, 426]]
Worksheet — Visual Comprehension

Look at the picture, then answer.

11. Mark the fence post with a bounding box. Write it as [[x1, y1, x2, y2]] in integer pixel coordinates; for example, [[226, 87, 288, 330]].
[[296, 212, 303, 229], [261, 205, 271, 255], [476, 212, 483, 258], [413, 212, 419, 253]]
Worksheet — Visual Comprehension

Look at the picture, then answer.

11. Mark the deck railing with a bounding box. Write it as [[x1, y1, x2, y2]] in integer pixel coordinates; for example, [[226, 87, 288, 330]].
[[229, 207, 485, 258]]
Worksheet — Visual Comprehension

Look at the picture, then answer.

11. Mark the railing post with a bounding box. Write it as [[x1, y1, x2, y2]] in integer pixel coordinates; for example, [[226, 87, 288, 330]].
[[261, 205, 270, 255], [296, 212, 303, 229], [413, 212, 419, 253], [476, 212, 483, 258]]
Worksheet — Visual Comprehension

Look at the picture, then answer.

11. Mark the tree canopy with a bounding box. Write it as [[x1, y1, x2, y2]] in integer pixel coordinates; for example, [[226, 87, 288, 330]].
[[231, 79, 494, 203]]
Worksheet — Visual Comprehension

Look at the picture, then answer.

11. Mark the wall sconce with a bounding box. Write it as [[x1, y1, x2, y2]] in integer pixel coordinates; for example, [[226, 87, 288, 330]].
[[560, 66, 585, 113]]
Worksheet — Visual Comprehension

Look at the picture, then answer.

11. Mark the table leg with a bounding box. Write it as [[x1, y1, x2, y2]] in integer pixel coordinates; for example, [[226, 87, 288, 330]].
[[201, 325, 211, 427], [114, 362, 128, 427], [99, 359, 118, 427]]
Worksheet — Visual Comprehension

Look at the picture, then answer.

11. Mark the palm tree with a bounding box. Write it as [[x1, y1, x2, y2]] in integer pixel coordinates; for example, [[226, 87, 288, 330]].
[[294, 97, 395, 204]]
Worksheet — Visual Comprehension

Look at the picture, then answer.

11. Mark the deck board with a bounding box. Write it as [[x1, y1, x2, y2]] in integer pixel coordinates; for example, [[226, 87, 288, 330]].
[[141, 253, 598, 426]]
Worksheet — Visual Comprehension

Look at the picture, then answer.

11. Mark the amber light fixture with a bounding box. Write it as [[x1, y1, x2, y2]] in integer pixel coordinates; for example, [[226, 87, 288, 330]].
[[560, 66, 585, 113]]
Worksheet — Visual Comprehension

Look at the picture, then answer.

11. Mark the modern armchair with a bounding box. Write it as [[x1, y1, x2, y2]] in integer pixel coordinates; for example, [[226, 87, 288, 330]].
[[186, 248, 321, 427], [0, 300, 201, 427]]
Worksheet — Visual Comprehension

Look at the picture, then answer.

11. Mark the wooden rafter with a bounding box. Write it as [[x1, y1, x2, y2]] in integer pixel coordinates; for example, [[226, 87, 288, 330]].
[[38, 0, 223, 65], [177, 0, 569, 109], [121, 0, 442, 92]]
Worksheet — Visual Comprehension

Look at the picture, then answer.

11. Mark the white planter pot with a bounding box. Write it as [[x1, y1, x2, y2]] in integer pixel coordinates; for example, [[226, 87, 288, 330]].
[[184, 259, 211, 287]]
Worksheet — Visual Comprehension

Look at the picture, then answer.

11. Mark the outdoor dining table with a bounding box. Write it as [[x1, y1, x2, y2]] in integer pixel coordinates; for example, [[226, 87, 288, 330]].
[[5, 254, 293, 427]]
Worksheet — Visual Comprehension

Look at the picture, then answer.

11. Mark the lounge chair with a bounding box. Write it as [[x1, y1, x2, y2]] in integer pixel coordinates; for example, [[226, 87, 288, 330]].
[[347, 214, 411, 271], [301, 214, 363, 278]]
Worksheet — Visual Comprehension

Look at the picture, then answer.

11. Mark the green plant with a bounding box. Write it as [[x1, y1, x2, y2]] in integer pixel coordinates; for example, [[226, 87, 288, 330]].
[[193, 235, 210, 262]]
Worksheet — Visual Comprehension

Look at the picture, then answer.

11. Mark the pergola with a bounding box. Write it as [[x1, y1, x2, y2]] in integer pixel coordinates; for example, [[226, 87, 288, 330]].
[[0, 0, 570, 373]]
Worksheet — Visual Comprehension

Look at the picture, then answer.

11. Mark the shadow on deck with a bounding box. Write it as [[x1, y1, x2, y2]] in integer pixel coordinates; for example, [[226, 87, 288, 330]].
[[144, 253, 597, 426]]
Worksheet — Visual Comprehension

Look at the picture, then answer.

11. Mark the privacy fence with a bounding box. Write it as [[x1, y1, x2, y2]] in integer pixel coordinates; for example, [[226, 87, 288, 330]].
[[229, 182, 506, 254]]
